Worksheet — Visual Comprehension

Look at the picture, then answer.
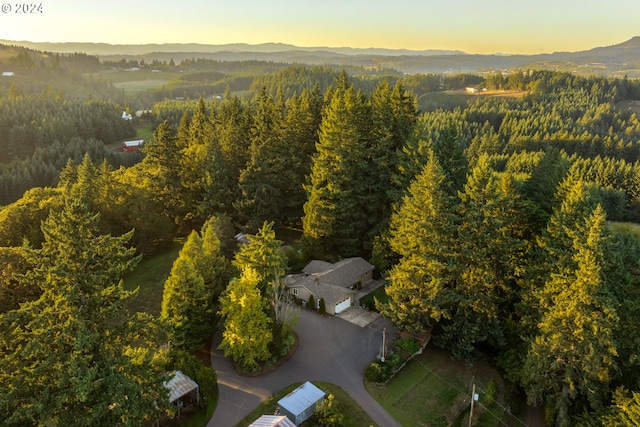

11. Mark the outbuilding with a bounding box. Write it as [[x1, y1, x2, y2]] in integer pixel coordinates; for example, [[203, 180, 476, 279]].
[[249, 415, 297, 427], [277, 381, 325, 425], [122, 139, 144, 152], [164, 370, 200, 406]]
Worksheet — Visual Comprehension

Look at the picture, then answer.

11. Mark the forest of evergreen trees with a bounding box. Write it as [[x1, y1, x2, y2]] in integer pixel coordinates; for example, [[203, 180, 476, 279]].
[[3, 44, 640, 425]]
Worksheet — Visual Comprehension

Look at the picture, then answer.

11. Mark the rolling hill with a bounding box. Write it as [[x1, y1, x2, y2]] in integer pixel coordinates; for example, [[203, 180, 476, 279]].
[[1, 37, 639, 76]]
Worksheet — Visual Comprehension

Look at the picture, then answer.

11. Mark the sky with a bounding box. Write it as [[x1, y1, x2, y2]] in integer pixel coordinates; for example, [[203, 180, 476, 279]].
[[0, 0, 638, 54]]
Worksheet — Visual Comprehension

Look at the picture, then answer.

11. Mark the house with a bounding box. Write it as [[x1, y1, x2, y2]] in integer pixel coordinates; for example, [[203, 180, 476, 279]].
[[277, 381, 325, 425], [122, 139, 144, 152], [249, 415, 297, 427], [285, 257, 374, 315]]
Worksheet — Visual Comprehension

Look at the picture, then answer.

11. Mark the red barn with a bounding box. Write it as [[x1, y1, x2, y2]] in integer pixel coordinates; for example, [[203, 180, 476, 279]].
[[122, 139, 143, 152]]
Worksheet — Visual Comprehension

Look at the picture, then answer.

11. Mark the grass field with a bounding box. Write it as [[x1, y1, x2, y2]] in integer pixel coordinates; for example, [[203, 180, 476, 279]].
[[94, 70, 180, 94], [123, 239, 185, 316], [418, 90, 525, 111], [136, 119, 155, 141], [365, 345, 511, 427], [235, 382, 377, 427]]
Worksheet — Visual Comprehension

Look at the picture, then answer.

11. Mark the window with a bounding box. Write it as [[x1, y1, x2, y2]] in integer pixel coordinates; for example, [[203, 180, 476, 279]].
[[292, 288, 298, 296]]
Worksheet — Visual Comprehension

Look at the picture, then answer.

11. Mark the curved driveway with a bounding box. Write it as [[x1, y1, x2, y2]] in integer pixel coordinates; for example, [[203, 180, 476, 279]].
[[208, 309, 402, 427]]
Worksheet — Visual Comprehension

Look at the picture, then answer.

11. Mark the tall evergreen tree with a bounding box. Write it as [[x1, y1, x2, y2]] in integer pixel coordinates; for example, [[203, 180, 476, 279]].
[[233, 221, 288, 294], [218, 268, 272, 372], [161, 217, 230, 351], [370, 80, 418, 225], [438, 157, 524, 361], [179, 98, 216, 224], [523, 193, 619, 425], [520, 148, 569, 234], [235, 88, 288, 228], [433, 123, 468, 197], [139, 120, 183, 224], [0, 199, 167, 426], [302, 71, 373, 255], [216, 93, 251, 191], [275, 89, 322, 223], [381, 151, 458, 332], [161, 255, 212, 351]]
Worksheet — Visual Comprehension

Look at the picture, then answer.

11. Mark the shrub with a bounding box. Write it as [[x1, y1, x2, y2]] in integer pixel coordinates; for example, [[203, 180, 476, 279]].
[[365, 361, 386, 383], [280, 334, 295, 357], [319, 298, 326, 314], [394, 338, 421, 355], [484, 379, 498, 405], [314, 394, 344, 427], [308, 294, 316, 310]]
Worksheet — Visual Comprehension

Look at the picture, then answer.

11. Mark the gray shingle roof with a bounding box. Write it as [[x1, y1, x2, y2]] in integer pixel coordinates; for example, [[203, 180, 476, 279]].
[[288, 257, 374, 304]]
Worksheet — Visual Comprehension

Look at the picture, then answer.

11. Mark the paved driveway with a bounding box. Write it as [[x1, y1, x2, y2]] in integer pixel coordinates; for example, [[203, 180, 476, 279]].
[[208, 309, 401, 427]]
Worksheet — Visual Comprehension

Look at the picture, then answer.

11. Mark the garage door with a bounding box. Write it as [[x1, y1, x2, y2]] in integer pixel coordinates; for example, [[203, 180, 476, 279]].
[[334, 296, 351, 314]]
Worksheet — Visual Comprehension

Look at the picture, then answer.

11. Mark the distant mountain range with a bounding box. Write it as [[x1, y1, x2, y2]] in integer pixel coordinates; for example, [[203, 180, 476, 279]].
[[2, 37, 640, 76]]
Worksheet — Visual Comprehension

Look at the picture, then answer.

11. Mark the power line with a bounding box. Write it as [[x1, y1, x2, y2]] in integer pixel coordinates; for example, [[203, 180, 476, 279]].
[[474, 384, 528, 426], [410, 358, 528, 426]]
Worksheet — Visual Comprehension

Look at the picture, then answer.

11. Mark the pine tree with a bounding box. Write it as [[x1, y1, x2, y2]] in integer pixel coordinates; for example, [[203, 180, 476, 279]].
[[233, 221, 288, 293], [216, 93, 251, 190], [302, 71, 373, 255], [433, 123, 468, 197], [199, 216, 232, 301], [520, 148, 569, 234], [235, 88, 288, 228], [0, 199, 167, 425], [438, 157, 524, 361], [523, 196, 619, 425], [161, 217, 230, 350], [276, 89, 322, 222], [370, 80, 417, 221], [381, 151, 458, 332], [603, 388, 640, 427], [139, 120, 183, 223], [218, 268, 273, 372], [161, 255, 212, 351]]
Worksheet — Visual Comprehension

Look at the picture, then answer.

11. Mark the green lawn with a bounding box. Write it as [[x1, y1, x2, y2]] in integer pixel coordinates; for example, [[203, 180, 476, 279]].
[[359, 285, 388, 311], [123, 239, 185, 316], [365, 345, 507, 426], [235, 382, 377, 427]]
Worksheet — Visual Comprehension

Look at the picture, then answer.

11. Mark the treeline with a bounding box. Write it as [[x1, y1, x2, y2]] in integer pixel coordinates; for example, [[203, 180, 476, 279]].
[[139, 63, 402, 105], [0, 93, 137, 205], [0, 49, 138, 205]]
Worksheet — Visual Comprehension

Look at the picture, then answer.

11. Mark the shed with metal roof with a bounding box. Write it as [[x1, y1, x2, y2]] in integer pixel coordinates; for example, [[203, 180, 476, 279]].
[[249, 415, 297, 427], [277, 381, 325, 425]]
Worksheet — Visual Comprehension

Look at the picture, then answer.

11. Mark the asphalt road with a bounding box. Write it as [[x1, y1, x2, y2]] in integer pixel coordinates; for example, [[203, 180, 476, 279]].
[[208, 309, 402, 427]]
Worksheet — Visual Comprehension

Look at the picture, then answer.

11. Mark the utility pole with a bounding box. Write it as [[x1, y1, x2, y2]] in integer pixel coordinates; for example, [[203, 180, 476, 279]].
[[468, 383, 476, 427]]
